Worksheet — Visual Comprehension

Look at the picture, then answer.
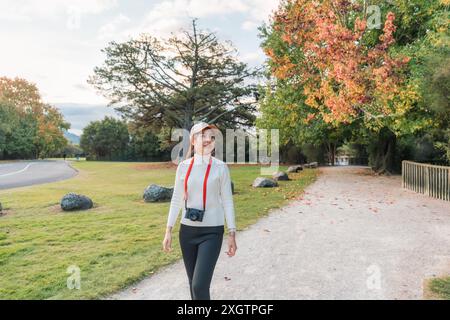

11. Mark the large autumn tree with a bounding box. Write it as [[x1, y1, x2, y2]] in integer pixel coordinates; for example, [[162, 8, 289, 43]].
[[266, 0, 409, 124], [0, 77, 69, 159], [89, 19, 260, 132], [260, 0, 422, 173], [255, 78, 356, 165]]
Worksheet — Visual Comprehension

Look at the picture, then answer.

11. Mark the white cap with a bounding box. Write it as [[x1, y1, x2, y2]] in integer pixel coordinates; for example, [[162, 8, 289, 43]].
[[189, 121, 217, 140]]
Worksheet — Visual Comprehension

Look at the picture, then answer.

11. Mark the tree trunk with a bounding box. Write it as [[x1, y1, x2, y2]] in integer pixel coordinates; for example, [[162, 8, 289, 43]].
[[331, 143, 336, 166], [369, 128, 397, 175], [325, 142, 336, 166], [183, 113, 192, 131]]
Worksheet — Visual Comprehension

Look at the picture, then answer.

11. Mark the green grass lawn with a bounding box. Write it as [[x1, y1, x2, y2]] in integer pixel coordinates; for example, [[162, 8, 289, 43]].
[[0, 161, 317, 299], [429, 277, 450, 299], [45, 157, 87, 161]]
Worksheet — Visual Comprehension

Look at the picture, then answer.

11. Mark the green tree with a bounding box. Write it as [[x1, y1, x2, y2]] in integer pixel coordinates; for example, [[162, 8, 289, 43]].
[[0, 77, 69, 159], [0, 102, 16, 158], [0, 101, 37, 159], [378, 0, 450, 166], [0, 103, 37, 159], [88, 19, 260, 132], [80, 117, 130, 161], [60, 143, 84, 158]]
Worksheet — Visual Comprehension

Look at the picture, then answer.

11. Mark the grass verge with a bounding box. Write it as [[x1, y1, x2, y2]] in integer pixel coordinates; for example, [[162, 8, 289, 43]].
[[428, 277, 450, 300]]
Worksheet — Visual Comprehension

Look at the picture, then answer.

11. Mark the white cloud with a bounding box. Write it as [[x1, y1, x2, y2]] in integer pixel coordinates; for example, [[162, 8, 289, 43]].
[[246, 0, 279, 20], [0, 0, 118, 28], [68, 129, 83, 136], [98, 14, 131, 39], [185, 0, 248, 16], [120, 0, 279, 39], [70, 0, 118, 15], [242, 20, 258, 31], [240, 52, 264, 63], [242, 0, 279, 31], [120, 0, 251, 39]]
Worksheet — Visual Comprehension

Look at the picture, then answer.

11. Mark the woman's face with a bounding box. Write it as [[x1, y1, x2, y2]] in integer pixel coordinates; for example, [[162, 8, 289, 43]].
[[192, 128, 215, 155]]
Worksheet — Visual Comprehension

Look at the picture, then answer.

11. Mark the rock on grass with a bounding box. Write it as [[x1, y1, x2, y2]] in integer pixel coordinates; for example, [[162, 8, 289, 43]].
[[287, 165, 303, 173], [252, 177, 278, 188], [143, 184, 174, 202], [61, 193, 93, 211], [273, 171, 290, 181]]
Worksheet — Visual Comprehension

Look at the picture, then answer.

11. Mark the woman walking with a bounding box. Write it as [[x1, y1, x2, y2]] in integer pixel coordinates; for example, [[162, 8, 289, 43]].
[[162, 121, 237, 300]]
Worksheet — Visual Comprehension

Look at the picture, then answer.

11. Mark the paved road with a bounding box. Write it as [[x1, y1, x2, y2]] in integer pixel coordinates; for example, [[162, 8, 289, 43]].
[[0, 160, 77, 190], [111, 166, 450, 300]]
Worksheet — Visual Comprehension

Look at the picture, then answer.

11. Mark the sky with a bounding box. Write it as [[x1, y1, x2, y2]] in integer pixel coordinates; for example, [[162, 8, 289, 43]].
[[0, 0, 280, 135]]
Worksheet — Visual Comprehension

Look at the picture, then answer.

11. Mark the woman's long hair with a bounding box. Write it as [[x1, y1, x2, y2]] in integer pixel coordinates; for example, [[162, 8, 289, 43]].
[[185, 136, 194, 160]]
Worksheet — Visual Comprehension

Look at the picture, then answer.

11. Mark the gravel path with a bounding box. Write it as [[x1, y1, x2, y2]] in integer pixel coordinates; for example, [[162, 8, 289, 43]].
[[111, 166, 450, 300]]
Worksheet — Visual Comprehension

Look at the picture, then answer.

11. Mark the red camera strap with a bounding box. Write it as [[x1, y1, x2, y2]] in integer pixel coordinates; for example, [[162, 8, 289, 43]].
[[184, 155, 212, 210]]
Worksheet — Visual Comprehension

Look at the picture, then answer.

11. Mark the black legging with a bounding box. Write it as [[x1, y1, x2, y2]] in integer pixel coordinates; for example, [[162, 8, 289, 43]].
[[179, 223, 224, 300]]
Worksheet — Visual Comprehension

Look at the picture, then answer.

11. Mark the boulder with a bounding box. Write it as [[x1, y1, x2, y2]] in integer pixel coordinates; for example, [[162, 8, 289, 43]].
[[272, 171, 290, 181], [143, 184, 174, 202], [287, 165, 303, 173], [252, 177, 278, 188], [304, 162, 318, 168], [61, 193, 93, 211], [309, 162, 318, 168]]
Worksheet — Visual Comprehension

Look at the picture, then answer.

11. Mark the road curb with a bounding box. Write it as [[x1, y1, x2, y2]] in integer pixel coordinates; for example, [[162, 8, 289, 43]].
[[65, 160, 80, 174]]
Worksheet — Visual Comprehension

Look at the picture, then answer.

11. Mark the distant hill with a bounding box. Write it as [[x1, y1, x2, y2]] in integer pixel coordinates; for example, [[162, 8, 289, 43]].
[[63, 130, 81, 145]]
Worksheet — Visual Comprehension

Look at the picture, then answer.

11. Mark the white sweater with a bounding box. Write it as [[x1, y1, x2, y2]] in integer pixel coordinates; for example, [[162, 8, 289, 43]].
[[166, 153, 236, 232]]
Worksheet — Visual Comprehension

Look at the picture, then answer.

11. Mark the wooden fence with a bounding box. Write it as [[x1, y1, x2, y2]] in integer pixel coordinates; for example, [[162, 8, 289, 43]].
[[402, 160, 450, 201]]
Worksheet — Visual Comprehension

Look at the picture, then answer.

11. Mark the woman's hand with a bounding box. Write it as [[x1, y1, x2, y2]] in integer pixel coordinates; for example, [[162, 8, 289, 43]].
[[162, 230, 172, 253], [226, 233, 237, 257]]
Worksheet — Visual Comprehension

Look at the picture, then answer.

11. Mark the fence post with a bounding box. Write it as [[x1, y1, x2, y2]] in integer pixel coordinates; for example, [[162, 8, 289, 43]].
[[402, 161, 405, 188]]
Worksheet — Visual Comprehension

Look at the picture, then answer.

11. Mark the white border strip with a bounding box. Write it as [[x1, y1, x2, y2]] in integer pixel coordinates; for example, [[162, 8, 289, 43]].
[[0, 163, 34, 178]]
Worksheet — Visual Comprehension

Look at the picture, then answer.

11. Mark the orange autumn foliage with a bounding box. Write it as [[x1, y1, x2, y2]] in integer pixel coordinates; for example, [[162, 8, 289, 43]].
[[0, 76, 69, 156], [267, 0, 410, 124]]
